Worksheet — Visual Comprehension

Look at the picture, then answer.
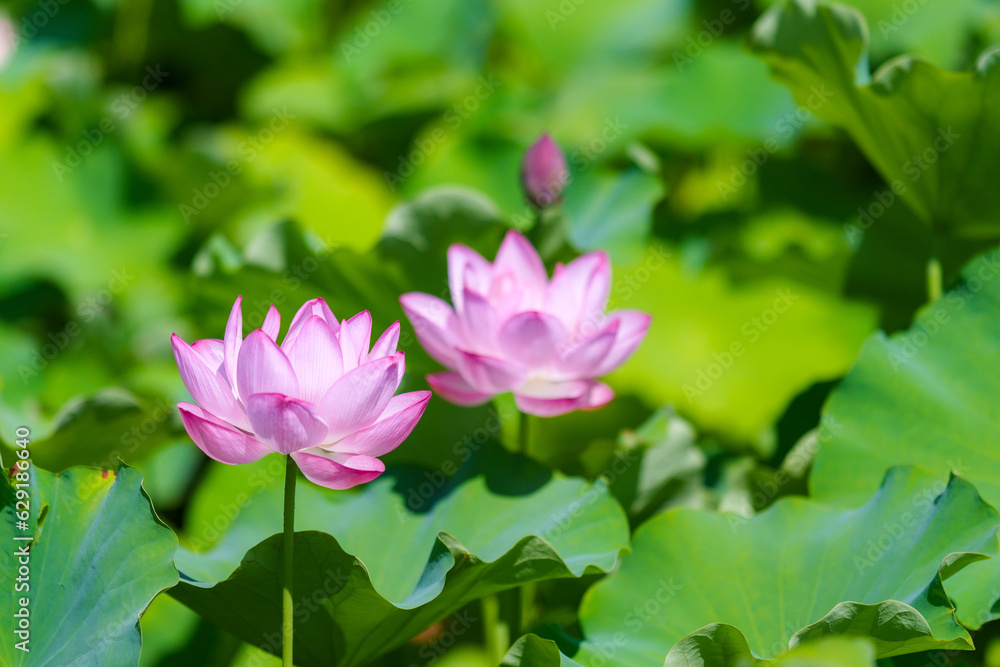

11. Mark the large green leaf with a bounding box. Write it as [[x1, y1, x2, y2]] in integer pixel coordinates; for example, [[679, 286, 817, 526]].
[[170, 446, 629, 667], [604, 407, 707, 525], [811, 248, 1000, 504], [502, 635, 584, 667], [243, 0, 493, 131], [403, 46, 796, 216], [179, 0, 325, 54], [251, 131, 396, 251], [502, 633, 875, 667], [664, 630, 876, 667], [750, 0, 1000, 237], [0, 462, 178, 665], [810, 248, 1000, 626], [607, 246, 876, 450], [572, 467, 997, 665], [755, 0, 991, 68], [378, 185, 508, 296], [564, 168, 664, 265], [0, 388, 180, 473]]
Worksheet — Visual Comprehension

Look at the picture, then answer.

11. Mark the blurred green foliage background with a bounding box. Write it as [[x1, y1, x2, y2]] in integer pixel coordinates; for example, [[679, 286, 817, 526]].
[[2, 0, 1000, 664]]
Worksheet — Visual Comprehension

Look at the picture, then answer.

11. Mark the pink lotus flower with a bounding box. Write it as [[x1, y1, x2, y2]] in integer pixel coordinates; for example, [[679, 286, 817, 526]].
[[400, 231, 650, 417], [0, 13, 15, 70], [172, 297, 430, 489], [522, 134, 569, 208]]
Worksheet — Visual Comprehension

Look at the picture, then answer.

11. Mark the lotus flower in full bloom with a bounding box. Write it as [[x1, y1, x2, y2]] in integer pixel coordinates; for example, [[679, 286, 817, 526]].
[[400, 231, 651, 417], [172, 297, 430, 489]]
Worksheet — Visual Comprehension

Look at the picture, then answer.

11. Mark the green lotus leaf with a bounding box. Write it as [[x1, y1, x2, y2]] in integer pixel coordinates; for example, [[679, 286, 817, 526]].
[[377, 185, 508, 297], [572, 467, 996, 665], [750, 0, 1000, 237], [810, 248, 1000, 626], [564, 167, 664, 265], [170, 446, 629, 667], [665, 628, 876, 667], [0, 388, 179, 473], [500, 631, 876, 667], [0, 462, 178, 665], [606, 246, 876, 449], [755, 0, 989, 68], [502, 635, 584, 666]]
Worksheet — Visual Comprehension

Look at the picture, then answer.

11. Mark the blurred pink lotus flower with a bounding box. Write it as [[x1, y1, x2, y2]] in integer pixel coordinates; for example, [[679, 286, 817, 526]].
[[401, 231, 650, 417], [172, 297, 430, 489], [522, 134, 569, 208], [0, 13, 15, 70]]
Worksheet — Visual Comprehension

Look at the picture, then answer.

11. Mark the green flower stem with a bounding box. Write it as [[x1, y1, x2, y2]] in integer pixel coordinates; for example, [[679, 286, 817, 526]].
[[282, 455, 297, 667], [927, 251, 943, 303], [520, 581, 537, 635], [113, 0, 152, 73], [481, 594, 508, 664], [518, 409, 531, 456], [517, 410, 537, 633]]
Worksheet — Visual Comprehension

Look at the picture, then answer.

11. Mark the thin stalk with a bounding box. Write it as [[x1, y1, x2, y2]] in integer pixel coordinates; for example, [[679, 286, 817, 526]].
[[518, 410, 531, 456], [517, 410, 536, 633], [282, 455, 297, 667], [113, 0, 152, 74], [520, 580, 537, 636], [481, 594, 508, 664], [927, 237, 943, 303]]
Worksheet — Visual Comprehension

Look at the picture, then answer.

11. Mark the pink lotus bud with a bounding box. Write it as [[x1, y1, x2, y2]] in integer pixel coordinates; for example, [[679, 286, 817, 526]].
[[521, 134, 569, 208], [401, 231, 651, 417], [172, 296, 430, 489]]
